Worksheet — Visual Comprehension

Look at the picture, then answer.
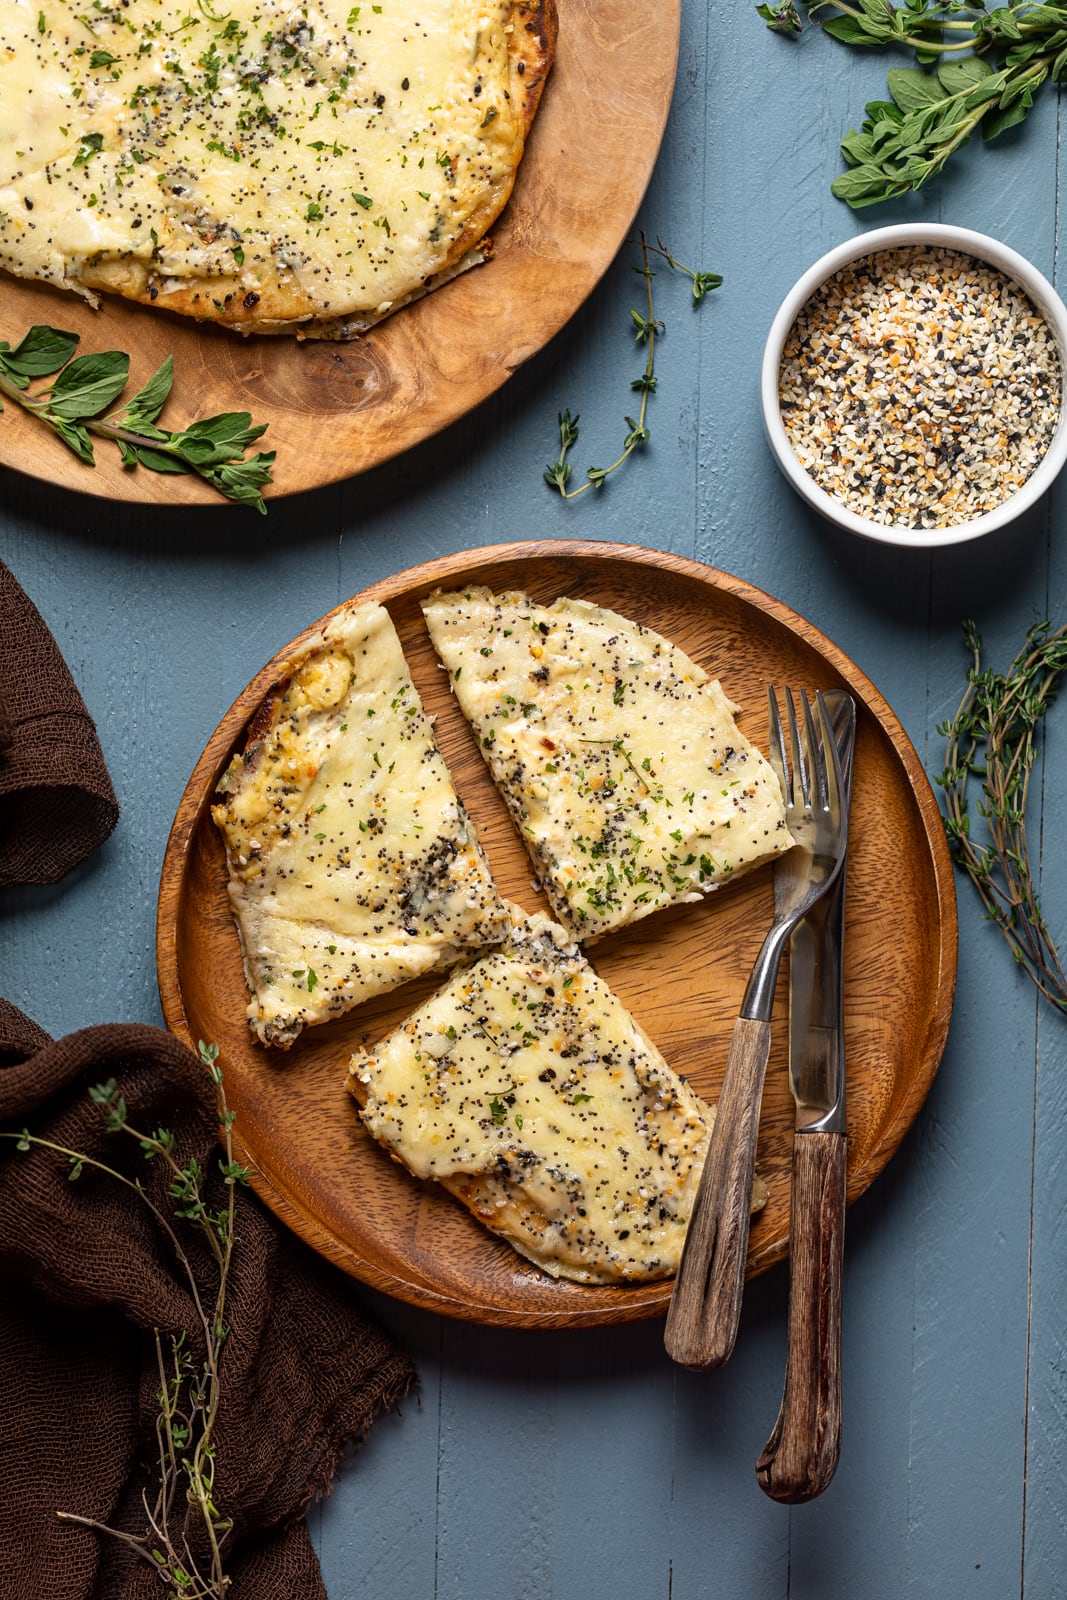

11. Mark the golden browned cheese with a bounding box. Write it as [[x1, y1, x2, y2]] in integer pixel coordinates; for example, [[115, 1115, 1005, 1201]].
[[350, 907, 734, 1284], [0, 0, 555, 337], [211, 599, 508, 1047]]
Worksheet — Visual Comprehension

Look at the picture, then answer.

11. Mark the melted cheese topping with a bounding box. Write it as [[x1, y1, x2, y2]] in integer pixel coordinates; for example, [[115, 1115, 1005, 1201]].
[[0, 0, 539, 333], [351, 909, 722, 1283], [212, 599, 507, 1046], [422, 588, 795, 940]]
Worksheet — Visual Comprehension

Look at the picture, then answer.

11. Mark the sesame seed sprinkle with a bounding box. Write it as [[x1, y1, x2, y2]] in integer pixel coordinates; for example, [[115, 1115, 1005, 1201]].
[[778, 246, 1063, 531]]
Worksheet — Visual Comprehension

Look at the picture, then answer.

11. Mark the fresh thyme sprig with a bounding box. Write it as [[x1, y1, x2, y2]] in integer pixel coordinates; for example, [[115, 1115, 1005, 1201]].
[[936, 619, 1067, 1012], [2, 1040, 249, 1597], [543, 233, 722, 499], [641, 237, 726, 305], [759, 0, 1067, 206], [0, 325, 275, 511]]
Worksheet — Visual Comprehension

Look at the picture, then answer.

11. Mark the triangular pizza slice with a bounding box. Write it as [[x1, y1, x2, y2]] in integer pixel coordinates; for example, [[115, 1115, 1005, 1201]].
[[350, 905, 756, 1284], [422, 586, 793, 941], [212, 599, 507, 1047]]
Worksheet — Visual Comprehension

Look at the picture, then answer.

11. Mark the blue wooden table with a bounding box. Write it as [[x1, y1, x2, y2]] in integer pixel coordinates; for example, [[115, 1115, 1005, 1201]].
[[2, 4, 1065, 1595]]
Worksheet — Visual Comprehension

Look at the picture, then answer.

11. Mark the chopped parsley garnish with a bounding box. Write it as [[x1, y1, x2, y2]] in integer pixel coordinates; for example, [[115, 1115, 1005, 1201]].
[[72, 132, 104, 167]]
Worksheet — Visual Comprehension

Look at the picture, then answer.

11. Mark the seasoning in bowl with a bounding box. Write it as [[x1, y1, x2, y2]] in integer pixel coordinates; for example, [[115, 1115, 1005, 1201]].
[[777, 246, 1063, 532]]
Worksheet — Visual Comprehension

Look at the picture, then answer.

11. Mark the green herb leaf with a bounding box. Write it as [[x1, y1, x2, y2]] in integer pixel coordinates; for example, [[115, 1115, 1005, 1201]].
[[823, 14, 889, 45], [46, 350, 131, 418], [489, 1094, 508, 1125], [197, 450, 277, 512], [118, 356, 175, 426], [937, 54, 995, 94], [0, 324, 80, 379], [757, 0, 804, 35], [886, 66, 946, 111], [830, 163, 898, 205], [49, 416, 96, 462], [72, 131, 104, 166], [123, 443, 189, 473], [984, 90, 1035, 138], [174, 411, 267, 465], [690, 268, 724, 303]]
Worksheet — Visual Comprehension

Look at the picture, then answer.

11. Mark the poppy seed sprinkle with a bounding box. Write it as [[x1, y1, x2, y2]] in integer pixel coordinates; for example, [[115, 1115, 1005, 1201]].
[[777, 246, 1062, 531]]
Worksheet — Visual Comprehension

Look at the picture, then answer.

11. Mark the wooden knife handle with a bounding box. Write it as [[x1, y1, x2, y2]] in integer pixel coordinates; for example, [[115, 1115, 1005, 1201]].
[[755, 1129, 846, 1503], [664, 1015, 772, 1370]]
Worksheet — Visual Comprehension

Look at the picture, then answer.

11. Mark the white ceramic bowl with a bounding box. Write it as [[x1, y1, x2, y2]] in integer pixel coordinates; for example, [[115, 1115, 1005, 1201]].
[[761, 223, 1067, 548]]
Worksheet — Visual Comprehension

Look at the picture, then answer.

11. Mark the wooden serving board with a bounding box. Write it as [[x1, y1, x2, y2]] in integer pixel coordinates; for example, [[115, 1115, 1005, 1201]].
[[0, 1, 679, 506], [156, 543, 958, 1327]]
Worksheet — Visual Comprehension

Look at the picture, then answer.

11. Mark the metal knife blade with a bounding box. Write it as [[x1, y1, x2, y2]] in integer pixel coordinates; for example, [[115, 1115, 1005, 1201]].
[[755, 687, 855, 1504], [787, 690, 856, 1134]]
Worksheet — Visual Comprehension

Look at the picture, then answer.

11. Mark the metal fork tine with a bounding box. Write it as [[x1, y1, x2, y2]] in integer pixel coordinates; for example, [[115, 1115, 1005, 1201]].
[[785, 688, 806, 807], [813, 691, 842, 820], [766, 688, 788, 797], [798, 690, 822, 810]]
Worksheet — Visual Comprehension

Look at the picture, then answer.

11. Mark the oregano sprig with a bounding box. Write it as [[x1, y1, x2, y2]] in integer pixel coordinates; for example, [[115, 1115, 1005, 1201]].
[[759, 1, 1067, 206], [0, 325, 275, 511], [543, 233, 722, 499], [936, 619, 1067, 1012], [2, 1040, 249, 1597]]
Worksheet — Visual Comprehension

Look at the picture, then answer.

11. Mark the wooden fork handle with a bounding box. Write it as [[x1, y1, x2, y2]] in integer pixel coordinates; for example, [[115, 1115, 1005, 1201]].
[[756, 1129, 846, 1503], [664, 1015, 772, 1370]]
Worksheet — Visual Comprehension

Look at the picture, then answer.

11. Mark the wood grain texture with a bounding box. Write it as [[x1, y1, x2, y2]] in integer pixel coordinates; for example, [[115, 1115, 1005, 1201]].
[[0, 0, 678, 506], [756, 1128, 846, 1503], [156, 540, 957, 1326], [665, 1015, 773, 1370]]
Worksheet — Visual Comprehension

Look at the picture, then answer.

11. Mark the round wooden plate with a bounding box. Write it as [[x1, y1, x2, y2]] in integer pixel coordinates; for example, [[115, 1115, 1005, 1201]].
[[157, 542, 958, 1327], [0, 1, 678, 507]]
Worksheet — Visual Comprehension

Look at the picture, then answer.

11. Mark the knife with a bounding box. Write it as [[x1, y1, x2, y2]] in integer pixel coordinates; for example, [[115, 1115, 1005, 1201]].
[[755, 688, 856, 1504]]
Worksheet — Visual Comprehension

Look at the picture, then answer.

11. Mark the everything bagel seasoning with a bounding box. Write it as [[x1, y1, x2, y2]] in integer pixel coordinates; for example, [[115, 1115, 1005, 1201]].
[[778, 246, 1062, 530]]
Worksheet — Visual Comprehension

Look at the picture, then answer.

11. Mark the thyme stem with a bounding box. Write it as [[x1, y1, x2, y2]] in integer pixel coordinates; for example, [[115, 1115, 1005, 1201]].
[[937, 620, 1067, 1011], [2, 1041, 247, 1597], [543, 231, 721, 498]]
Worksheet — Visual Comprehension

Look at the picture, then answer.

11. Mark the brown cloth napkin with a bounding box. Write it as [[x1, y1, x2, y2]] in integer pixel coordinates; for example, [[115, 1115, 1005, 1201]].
[[0, 1002, 416, 1600], [0, 558, 119, 887]]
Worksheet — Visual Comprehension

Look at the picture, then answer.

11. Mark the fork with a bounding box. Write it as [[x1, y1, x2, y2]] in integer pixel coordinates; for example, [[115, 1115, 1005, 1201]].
[[664, 689, 850, 1372]]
